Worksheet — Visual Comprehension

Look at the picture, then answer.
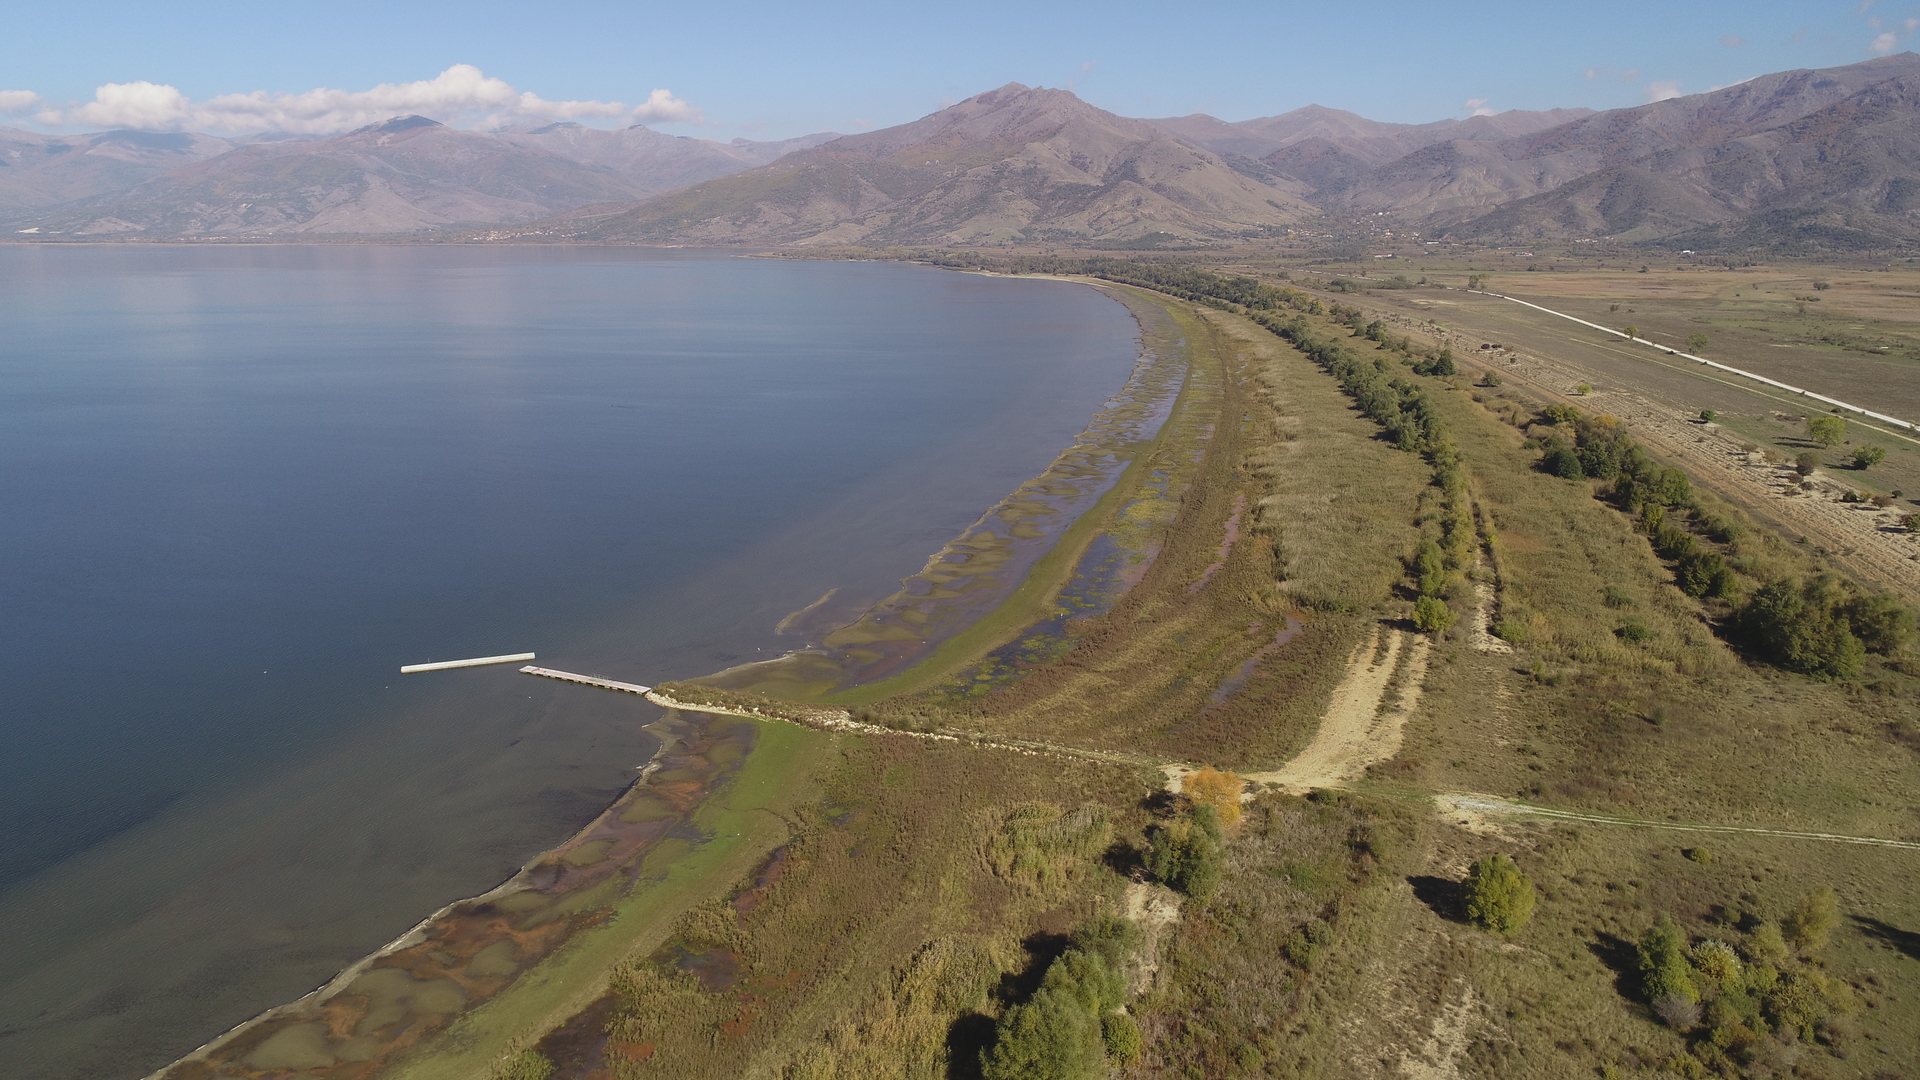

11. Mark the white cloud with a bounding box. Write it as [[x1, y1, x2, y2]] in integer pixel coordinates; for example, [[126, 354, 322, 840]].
[[29, 65, 700, 134], [1644, 80, 1684, 103], [1463, 97, 1494, 116], [630, 87, 702, 124], [0, 89, 42, 115], [1869, 30, 1899, 53]]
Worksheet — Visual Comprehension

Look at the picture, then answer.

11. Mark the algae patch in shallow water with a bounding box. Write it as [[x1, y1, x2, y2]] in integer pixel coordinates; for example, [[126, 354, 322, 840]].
[[706, 294, 1192, 702]]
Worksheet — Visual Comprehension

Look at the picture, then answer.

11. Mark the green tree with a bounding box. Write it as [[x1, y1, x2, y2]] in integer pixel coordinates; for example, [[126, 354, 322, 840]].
[[1735, 578, 1867, 678], [1414, 540, 1448, 597], [1686, 333, 1710, 353], [1624, 325, 1640, 339], [1851, 444, 1886, 469], [1783, 886, 1839, 953], [1542, 444, 1585, 479], [1699, 409, 1716, 422], [1638, 915, 1699, 1006], [982, 987, 1104, 1080], [1147, 805, 1224, 900], [1845, 592, 1917, 654], [1413, 595, 1455, 635], [1808, 415, 1846, 447], [1463, 854, 1535, 934]]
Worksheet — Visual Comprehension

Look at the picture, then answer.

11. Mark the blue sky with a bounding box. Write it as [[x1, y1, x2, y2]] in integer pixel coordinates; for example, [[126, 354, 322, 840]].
[[2, 0, 1914, 139]]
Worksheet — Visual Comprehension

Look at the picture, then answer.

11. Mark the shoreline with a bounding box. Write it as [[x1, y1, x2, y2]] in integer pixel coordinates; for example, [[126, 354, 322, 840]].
[[145, 272, 1195, 1080]]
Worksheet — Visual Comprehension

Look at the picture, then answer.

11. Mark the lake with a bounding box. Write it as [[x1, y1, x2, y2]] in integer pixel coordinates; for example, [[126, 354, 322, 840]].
[[0, 246, 1141, 1080]]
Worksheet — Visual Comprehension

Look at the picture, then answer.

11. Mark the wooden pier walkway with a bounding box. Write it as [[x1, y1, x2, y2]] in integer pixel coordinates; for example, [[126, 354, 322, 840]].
[[519, 666, 652, 695]]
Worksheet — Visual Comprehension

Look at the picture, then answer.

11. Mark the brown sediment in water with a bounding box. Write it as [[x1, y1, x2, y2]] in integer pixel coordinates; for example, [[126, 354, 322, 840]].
[[146, 708, 756, 1080]]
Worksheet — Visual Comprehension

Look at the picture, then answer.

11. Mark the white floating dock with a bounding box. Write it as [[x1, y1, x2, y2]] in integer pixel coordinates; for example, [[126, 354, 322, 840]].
[[519, 666, 652, 695], [400, 652, 537, 674]]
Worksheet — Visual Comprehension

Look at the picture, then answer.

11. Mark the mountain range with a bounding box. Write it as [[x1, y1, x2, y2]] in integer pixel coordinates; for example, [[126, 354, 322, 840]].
[[6, 52, 1919, 249]]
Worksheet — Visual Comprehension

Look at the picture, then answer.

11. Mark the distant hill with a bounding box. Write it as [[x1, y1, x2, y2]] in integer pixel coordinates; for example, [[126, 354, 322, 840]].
[[1145, 103, 1592, 194], [1339, 55, 1918, 235], [2, 118, 837, 236], [0, 128, 238, 214], [6, 55, 1918, 249], [553, 84, 1314, 246], [1443, 66, 1920, 248]]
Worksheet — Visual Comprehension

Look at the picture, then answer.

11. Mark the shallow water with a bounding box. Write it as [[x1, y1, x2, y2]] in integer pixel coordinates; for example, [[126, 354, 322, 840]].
[[0, 246, 1140, 1080]]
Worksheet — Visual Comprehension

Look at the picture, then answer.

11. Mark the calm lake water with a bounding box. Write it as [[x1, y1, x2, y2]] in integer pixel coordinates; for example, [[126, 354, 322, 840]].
[[0, 246, 1141, 1079]]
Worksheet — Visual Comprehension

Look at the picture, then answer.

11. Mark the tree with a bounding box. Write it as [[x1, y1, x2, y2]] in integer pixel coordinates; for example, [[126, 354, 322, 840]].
[[1784, 887, 1839, 953], [982, 987, 1104, 1080], [1638, 915, 1699, 1012], [1147, 806, 1224, 900], [1414, 539, 1448, 597], [1624, 325, 1640, 339], [1808, 415, 1846, 447], [1699, 409, 1716, 423], [1542, 444, 1585, 479], [1463, 854, 1535, 934], [1686, 333, 1710, 353], [1795, 450, 1821, 476], [1413, 595, 1454, 635], [1183, 767, 1244, 830], [1734, 578, 1867, 678], [1851, 445, 1886, 470]]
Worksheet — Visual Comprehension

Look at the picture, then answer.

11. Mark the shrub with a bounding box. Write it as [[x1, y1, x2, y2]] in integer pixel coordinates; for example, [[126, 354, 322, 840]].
[[1682, 845, 1713, 864], [1463, 854, 1535, 934], [1182, 767, 1244, 830], [1101, 1013, 1143, 1067], [1691, 939, 1742, 985], [1413, 595, 1455, 635], [1744, 922, 1790, 964], [1783, 886, 1839, 954], [1639, 915, 1699, 1009], [1480, 370, 1502, 387], [1699, 408, 1716, 422], [1795, 450, 1821, 476], [1846, 592, 1917, 654], [1851, 445, 1886, 469], [1414, 539, 1448, 597], [493, 1051, 555, 1080], [1687, 334, 1710, 353], [1576, 383, 1594, 395], [1491, 616, 1530, 644], [1808, 416, 1846, 447], [1615, 621, 1653, 643]]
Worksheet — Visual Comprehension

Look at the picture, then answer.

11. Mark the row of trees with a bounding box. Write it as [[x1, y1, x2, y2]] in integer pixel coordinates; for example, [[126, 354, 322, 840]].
[[1532, 404, 1915, 676]]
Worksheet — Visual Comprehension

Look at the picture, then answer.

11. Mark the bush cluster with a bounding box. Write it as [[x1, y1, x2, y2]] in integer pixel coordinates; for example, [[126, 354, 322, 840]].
[[1529, 404, 1915, 674], [1635, 889, 1859, 1074], [982, 916, 1144, 1080], [1733, 576, 1914, 678]]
